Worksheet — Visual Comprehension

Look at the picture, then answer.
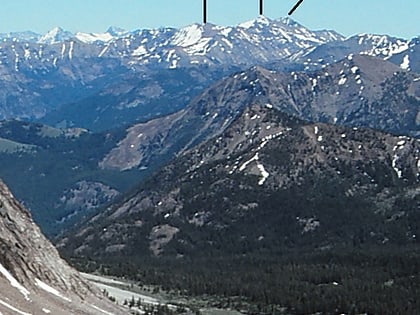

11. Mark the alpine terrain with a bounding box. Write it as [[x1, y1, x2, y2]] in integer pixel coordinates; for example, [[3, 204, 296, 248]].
[[0, 179, 126, 314], [60, 103, 420, 313], [0, 17, 341, 131], [62, 102, 420, 257], [0, 16, 419, 314], [98, 54, 420, 174]]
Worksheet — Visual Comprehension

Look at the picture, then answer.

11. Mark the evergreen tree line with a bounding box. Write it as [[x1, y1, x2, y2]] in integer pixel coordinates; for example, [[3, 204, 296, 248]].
[[71, 245, 420, 314]]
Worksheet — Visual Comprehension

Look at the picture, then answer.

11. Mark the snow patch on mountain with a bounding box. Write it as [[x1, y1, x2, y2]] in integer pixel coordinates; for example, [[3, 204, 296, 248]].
[[106, 26, 128, 37], [0, 299, 32, 315], [35, 278, 72, 302], [239, 15, 271, 29], [238, 152, 269, 185], [90, 304, 116, 315], [239, 152, 260, 172], [69, 41, 74, 59], [0, 263, 30, 300], [392, 154, 402, 178], [132, 45, 148, 57], [171, 24, 204, 47], [338, 77, 347, 85], [357, 34, 409, 58], [75, 32, 114, 44], [257, 162, 269, 185], [400, 55, 410, 70]]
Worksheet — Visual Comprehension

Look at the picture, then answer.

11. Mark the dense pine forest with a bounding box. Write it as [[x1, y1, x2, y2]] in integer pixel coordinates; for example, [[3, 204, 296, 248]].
[[68, 245, 420, 314]]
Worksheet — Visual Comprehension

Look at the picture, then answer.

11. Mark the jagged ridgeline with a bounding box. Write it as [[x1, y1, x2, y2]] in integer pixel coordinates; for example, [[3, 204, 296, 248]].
[[0, 17, 418, 132], [61, 103, 420, 258], [0, 16, 419, 314], [59, 103, 420, 313]]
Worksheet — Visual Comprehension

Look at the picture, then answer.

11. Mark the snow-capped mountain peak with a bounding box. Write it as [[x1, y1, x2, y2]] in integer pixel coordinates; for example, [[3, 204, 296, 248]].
[[38, 26, 73, 44], [38, 26, 130, 45], [75, 31, 115, 44], [279, 16, 299, 27], [106, 26, 128, 37], [238, 15, 272, 28], [171, 23, 206, 47], [354, 34, 409, 59]]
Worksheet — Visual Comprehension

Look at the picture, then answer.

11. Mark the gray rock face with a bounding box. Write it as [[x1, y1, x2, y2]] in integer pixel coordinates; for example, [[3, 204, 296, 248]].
[[0, 179, 126, 314]]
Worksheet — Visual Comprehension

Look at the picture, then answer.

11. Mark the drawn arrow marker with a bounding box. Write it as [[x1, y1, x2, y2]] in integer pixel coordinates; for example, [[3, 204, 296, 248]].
[[288, 0, 304, 15]]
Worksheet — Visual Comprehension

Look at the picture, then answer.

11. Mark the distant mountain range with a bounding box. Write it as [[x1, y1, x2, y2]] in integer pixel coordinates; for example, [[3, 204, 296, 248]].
[[0, 17, 419, 314], [0, 17, 342, 127], [0, 26, 128, 44], [0, 17, 417, 131], [0, 17, 418, 239], [297, 33, 418, 69]]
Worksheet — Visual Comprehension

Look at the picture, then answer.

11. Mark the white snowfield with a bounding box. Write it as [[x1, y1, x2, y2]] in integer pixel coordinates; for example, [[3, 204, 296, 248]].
[[95, 282, 160, 306], [0, 299, 32, 315], [0, 269, 128, 314], [81, 273, 127, 286], [0, 263, 30, 301], [35, 278, 72, 302], [83, 273, 159, 306]]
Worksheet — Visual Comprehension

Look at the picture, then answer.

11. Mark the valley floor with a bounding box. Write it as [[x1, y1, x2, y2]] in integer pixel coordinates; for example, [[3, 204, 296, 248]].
[[83, 273, 243, 315], [71, 246, 420, 315]]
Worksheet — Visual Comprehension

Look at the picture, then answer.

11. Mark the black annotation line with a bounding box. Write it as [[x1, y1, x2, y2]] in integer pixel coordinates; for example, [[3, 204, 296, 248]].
[[203, 0, 207, 23], [204, 0, 263, 23], [203, 0, 304, 24], [288, 0, 304, 15]]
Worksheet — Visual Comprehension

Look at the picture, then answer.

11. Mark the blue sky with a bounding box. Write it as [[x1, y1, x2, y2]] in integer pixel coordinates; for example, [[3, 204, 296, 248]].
[[1, 0, 419, 39]]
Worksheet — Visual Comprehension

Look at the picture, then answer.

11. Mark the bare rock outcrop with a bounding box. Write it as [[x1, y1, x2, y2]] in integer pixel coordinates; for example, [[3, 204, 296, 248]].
[[0, 179, 126, 314]]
